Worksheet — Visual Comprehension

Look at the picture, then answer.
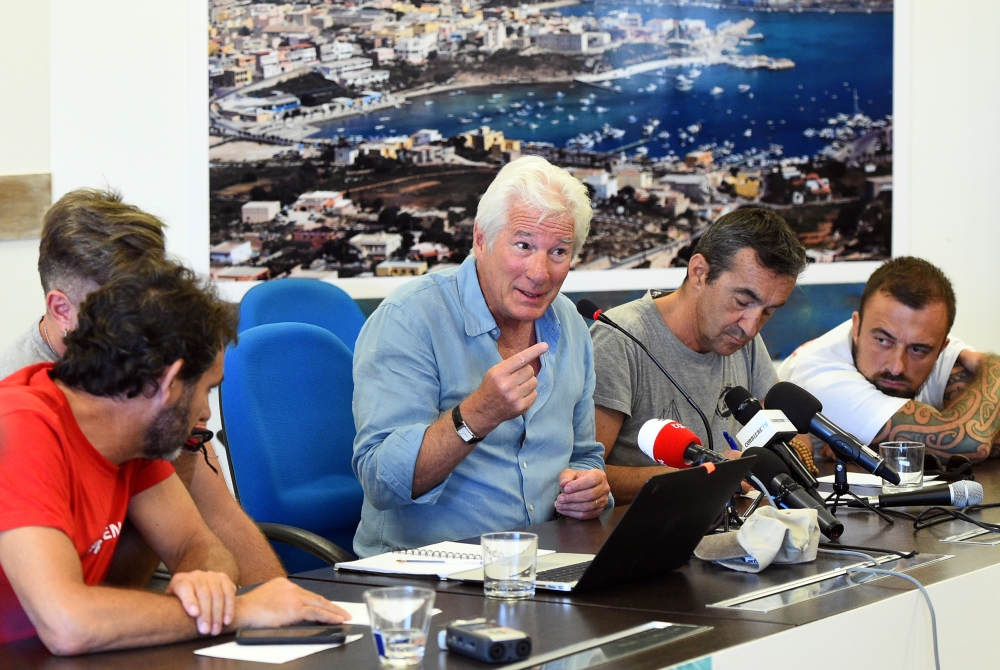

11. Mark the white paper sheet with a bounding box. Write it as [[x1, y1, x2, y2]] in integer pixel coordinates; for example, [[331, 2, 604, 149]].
[[195, 601, 445, 664], [193, 634, 364, 664], [816, 472, 940, 486], [331, 600, 443, 626]]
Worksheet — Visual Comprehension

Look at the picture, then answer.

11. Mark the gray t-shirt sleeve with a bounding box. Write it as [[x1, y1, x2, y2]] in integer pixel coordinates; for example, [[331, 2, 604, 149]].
[[590, 321, 638, 419]]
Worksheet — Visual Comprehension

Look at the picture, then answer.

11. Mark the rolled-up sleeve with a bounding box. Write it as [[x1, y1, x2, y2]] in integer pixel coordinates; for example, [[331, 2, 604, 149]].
[[352, 302, 450, 510]]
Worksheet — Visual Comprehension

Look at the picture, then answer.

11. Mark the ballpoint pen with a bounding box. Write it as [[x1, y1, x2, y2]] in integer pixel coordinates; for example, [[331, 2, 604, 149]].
[[722, 431, 741, 452]]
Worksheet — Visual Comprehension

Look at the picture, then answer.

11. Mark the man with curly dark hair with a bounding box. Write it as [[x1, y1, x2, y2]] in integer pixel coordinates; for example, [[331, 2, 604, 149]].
[[0, 263, 350, 652], [0, 188, 285, 588]]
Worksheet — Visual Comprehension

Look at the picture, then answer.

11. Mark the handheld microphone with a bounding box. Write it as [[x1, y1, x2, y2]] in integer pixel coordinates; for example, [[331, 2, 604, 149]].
[[637, 419, 723, 468], [765, 382, 901, 486], [744, 447, 844, 540], [723, 386, 824, 504], [578, 299, 715, 453], [849, 480, 984, 510]]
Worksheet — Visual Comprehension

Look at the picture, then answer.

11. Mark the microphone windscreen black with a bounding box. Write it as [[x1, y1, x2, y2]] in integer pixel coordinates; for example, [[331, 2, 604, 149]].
[[764, 382, 823, 433], [724, 386, 760, 426], [743, 446, 790, 484], [576, 299, 601, 321]]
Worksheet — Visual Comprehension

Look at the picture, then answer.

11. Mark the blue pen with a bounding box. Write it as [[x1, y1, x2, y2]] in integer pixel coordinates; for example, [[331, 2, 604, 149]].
[[722, 431, 741, 452]]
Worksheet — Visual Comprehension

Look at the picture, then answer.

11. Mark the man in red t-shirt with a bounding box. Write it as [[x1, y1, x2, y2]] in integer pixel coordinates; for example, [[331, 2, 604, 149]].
[[0, 263, 349, 654]]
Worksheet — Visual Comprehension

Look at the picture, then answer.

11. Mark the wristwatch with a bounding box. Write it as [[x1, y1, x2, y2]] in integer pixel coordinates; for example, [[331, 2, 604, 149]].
[[452, 404, 484, 444]]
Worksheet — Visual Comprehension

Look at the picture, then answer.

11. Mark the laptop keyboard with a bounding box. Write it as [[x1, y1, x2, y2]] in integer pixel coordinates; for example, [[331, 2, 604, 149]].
[[536, 561, 592, 583]]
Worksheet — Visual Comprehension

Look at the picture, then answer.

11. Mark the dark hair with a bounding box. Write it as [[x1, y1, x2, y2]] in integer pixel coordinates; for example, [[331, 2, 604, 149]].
[[860, 256, 956, 331], [692, 208, 807, 283], [38, 188, 167, 299], [53, 262, 238, 399]]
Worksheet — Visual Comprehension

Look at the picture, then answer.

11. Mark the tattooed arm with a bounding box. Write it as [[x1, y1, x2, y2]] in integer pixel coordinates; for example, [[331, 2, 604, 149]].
[[872, 354, 1000, 462]]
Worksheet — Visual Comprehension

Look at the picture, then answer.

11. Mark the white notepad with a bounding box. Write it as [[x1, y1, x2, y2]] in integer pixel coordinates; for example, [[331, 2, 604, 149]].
[[335, 541, 554, 579]]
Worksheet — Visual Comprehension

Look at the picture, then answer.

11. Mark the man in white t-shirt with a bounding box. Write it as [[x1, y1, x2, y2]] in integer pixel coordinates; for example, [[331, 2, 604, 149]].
[[779, 257, 1000, 462]]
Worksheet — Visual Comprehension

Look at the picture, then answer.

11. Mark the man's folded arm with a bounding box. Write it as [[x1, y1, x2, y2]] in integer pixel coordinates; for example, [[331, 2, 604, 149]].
[[127, 473, 239, 583], [874, 354, 1000, 462], [0, 525, 222, 654], [187, 443, 286, 584]]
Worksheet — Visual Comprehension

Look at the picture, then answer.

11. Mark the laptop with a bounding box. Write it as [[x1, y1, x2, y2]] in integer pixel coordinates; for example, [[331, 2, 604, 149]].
[[450, 457, 756, 594]]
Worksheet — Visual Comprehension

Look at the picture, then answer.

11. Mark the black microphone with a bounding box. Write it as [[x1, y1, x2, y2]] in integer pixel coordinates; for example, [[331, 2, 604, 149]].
[[744, 447, 844, 540], [723, 387, 825, 504], [849, 480, 984, 510], [577, 299, 715, 453], [765, 382, 901, 486]]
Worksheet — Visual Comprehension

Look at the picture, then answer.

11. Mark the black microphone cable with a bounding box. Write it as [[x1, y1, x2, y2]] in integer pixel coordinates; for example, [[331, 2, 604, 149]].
[[910, 502, 1000, 533], [578, 299, 715, 453]]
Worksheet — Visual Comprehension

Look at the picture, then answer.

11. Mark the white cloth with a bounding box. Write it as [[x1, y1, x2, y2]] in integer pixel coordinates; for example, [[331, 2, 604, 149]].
[[777, 320, 970, 445], [694, 507, 820, 573]]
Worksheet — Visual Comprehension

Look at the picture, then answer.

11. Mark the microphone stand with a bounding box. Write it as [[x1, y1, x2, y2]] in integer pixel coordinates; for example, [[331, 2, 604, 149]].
[[825, 460, 894, 525]]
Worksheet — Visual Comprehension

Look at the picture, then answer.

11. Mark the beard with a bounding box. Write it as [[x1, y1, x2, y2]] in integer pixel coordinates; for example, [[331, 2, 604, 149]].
[[140, 386, 195, 461], [851, 339, 918, 399]]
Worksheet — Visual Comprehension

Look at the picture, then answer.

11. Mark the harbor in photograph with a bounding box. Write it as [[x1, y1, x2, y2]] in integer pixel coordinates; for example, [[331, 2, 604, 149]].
[[209, 0, 893, 281]]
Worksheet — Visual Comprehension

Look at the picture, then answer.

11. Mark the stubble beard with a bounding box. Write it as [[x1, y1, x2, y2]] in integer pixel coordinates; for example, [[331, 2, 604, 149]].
[[850, 338, 917, 399], [140, 386, 195, 461]]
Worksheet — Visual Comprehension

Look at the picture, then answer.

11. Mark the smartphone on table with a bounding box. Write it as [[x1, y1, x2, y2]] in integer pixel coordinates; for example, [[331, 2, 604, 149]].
[[235, 626, 346, 645]]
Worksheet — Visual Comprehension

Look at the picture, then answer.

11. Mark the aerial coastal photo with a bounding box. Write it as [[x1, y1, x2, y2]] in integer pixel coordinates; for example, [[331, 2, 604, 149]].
[[208, 0, 893, 282]]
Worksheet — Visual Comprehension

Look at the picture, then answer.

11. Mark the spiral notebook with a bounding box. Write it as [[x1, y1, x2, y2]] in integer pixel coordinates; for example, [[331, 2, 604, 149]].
[[335, 541, 554, 579]]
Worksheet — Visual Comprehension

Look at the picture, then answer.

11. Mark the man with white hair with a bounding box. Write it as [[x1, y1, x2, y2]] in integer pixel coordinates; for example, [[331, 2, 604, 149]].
[[352, 156, 610, 557]]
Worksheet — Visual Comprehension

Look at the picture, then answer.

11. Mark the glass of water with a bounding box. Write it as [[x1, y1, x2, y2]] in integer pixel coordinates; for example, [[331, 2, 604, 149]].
[[363, 586, 436, 668], [481, 532, 538, 600], [879, 441, 925, 494]]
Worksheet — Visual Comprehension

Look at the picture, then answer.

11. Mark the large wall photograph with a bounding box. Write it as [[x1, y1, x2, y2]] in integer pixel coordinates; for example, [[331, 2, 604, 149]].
[[208, 0, 892, 290]]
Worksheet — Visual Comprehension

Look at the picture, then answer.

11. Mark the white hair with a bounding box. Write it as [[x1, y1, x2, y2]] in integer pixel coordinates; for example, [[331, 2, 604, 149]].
[[474, 155, 592, 255]]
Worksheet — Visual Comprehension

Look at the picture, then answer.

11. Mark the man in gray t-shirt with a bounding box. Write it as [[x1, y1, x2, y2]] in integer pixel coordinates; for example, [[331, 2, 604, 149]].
[[0, 321, 56, 379], [591, 209, 807, 503]]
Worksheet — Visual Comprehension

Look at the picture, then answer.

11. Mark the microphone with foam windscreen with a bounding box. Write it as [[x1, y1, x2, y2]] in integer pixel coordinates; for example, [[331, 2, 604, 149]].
[[849, 480, 984, 510], [723, 386, 824, 504], [765, 382, 901, 485], [637, 419, 724, 468], [744, 447, 844, 540], [577, 299, 715, 453]]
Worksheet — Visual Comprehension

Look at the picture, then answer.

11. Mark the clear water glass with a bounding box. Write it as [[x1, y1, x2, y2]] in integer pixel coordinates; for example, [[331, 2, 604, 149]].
[[363, 586, 436, 667], [879, 441, 925, 494], [481, 532, 538, 599]]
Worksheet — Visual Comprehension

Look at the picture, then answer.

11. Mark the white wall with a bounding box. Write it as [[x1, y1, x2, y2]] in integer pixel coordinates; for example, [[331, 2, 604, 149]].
[[0, 1, 49, 348], [1, 0, 997, 353], [902, 1, 1000, 350], [49, 0, 209, 274]]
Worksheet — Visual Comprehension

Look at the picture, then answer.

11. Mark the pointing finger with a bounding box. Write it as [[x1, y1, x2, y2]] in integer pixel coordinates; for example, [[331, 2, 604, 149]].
[[503, 341, 549, 371]]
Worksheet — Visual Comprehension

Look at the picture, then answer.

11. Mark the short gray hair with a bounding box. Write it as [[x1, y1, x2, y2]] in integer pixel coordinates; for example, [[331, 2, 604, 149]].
[[475, 155, 591, 255]]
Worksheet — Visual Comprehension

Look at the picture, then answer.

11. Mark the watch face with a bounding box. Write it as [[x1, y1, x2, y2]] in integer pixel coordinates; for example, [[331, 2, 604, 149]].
[[457, 425, 476, 442]]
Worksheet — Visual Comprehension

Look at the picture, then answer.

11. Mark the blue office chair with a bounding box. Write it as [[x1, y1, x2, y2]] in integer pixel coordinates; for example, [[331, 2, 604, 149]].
[[220, 322, 364, 574], [237, 277, 367, 351]]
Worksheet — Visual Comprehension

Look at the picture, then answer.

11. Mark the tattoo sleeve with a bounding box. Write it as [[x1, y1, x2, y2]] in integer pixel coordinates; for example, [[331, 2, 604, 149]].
[[943, 363, 976, 407], [874, 355, 1000, 462]]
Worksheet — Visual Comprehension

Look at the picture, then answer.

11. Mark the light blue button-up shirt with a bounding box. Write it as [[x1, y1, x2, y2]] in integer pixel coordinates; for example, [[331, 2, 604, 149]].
[[352, 256, 606, 557]]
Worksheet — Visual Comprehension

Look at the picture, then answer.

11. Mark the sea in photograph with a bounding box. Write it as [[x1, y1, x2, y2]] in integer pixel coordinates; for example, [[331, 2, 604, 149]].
[[307, 5, 892, 161]]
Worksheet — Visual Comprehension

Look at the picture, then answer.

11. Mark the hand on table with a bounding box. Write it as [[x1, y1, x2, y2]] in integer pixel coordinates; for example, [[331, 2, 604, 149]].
[[233, 578, 352, 629], [555, 469, 611, 520], [166, 570, 238, 636]]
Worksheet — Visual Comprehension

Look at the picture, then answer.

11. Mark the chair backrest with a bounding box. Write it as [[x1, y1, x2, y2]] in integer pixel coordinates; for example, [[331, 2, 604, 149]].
[[237, 278, 367, 351], [221, 322, 364, 570]]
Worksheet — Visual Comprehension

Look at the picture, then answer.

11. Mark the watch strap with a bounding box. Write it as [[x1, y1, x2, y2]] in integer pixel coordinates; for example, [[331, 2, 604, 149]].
[[452, 404, 483, 444]]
